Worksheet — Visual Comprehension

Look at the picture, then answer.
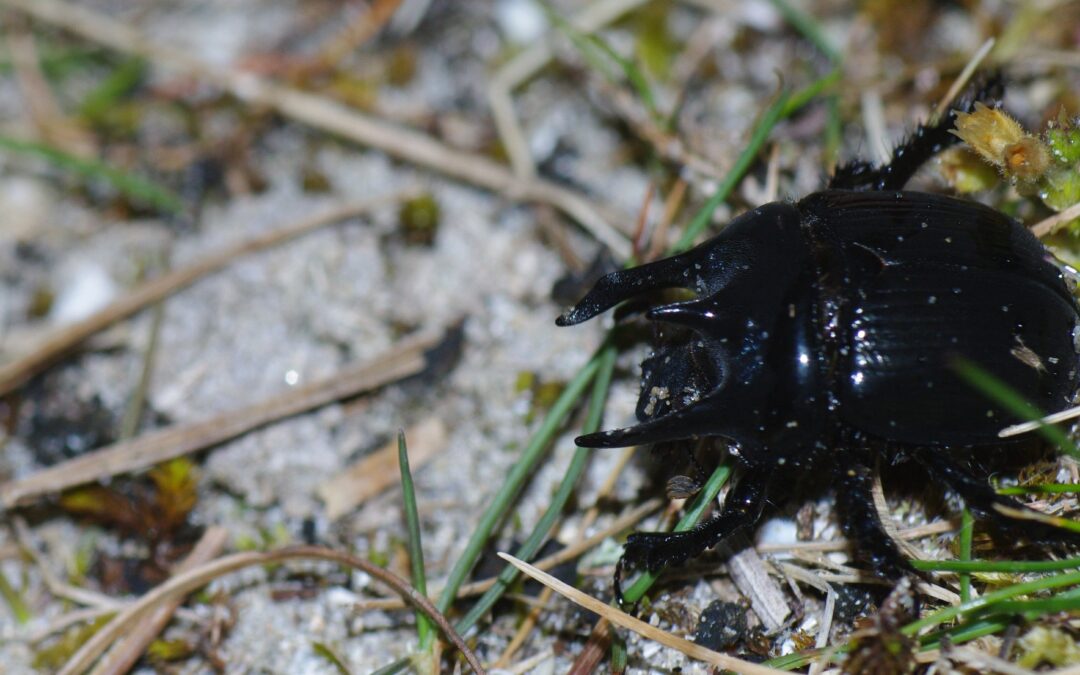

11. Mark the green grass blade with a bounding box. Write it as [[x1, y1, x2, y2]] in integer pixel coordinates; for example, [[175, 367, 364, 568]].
[[454, 342, 617, 633], [671, 90, 791, 253], [781, 68, 840, 117], [543, 2, 660, 122], [79, 57, 146, 123], [434, 349, 606, 614], [997, 483, 1080, 495], [0, 571, 31, 625], [398, 430, 433, 650], [911, 556, 1080, 573], [767, 0, 842, 63], [951, 357, 1079, 459], [0, 136, 182, 214], [958, 507, 974, 602], [901, 569, 1080, 636]]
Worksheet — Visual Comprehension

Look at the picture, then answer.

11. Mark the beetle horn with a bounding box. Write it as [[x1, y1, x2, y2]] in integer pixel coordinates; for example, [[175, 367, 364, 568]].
[[575, 388, 745, 449], [555, 246, 714, 327], [645, 298, 723, 331]]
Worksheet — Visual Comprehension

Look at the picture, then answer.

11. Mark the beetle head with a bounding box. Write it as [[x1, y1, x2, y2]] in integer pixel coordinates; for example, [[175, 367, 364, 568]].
[[558, 202, 812, 450]]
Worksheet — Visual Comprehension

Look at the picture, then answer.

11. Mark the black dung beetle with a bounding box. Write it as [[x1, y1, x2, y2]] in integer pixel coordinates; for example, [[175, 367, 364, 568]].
[[557, 76, 1080, 588]]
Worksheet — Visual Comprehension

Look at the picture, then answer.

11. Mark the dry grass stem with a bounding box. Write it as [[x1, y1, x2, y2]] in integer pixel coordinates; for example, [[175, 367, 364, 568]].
[[948, 645, 1038, 675], [59, 546, 486, 675], [88, 527, 228, 675], [487, 0, 651, 179], [1030, 200, 1080, 238], [318, 416, 447, 520], [0, 325, 447, 508], [0, 197, 406, 397], [932, 37, 996, 121], [756, 519, 957, 553], [498, 552, 789, 674], [0, 0, 630, 258], [999, 398, 1080, 437], [495, 445, 642, 667]]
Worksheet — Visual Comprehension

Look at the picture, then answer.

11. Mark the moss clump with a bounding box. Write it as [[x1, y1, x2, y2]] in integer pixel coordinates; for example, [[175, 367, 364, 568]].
[[398, 193, 441, 246]]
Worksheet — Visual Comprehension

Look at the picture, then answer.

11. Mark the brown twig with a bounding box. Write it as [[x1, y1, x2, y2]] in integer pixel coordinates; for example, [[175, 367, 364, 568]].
[[0, 325, 448, 508], [88, 527, 229, 675], [58, 546, 486, 675], [0, 0, 630, 259], [0, 197, 406, 398]]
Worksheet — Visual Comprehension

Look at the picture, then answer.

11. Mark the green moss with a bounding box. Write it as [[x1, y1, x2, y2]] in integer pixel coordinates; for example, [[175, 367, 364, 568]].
[[398, 193, 441, 246]]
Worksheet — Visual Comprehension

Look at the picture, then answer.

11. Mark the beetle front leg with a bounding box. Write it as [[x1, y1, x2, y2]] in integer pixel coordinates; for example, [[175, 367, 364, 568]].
[[616, 466, 770, 599]]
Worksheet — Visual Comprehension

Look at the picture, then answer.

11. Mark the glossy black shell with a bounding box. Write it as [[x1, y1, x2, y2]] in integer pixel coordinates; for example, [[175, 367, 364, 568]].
[[559, 190, 1080, 463]]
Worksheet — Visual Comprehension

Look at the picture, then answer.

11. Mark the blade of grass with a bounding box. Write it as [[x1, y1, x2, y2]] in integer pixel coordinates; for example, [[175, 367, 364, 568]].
[[671, 89, 791, 253], [453, 342, 618, 633], [398, 430, 433, 653], [958, 507, 974, 602], [997, 483, 1080, 495], [951, 357, 1079, 459], [433, 348, 607, 615], [0, 135, 182, 214], [542, 0, 660, 123], [0, 570, 31, 625], [901, 569, 1080, 636], [78, 56, 145, 123], [911, 556, 1080, 574], [767, 0, 841, 64], [781, 67, 840, 117]]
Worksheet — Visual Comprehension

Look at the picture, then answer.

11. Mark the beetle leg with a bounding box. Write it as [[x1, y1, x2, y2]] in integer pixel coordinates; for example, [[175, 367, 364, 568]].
[[829, 71, 1004, 191], [914, 450, 1080, 548], [835, 454, 912, 579], [615, 465, 770, 602]]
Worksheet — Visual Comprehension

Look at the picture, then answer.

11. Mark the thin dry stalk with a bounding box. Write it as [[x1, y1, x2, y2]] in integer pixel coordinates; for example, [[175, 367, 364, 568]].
[[0, 0, 630, 258], [646, 177, 687, 261], [1000, 399, 1080, 437], [4, 18, 95, 155], [0, 325, 447, 508], [487, 0, 651, 178], [494, 446, 640, 667], [1030, 200, 1080, 238], [947, 645, 1037, 675], [88, 527, 229, 675], [58, 546, 486, 675], [932, 37, 996, 122], [0, 197, 405, 397], [756, 519, 957, 553], [499, 553, 789, 674]]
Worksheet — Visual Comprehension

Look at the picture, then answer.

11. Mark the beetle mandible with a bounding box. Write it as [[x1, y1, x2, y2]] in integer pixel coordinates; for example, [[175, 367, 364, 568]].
[[557, 75, 1080, 589]]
